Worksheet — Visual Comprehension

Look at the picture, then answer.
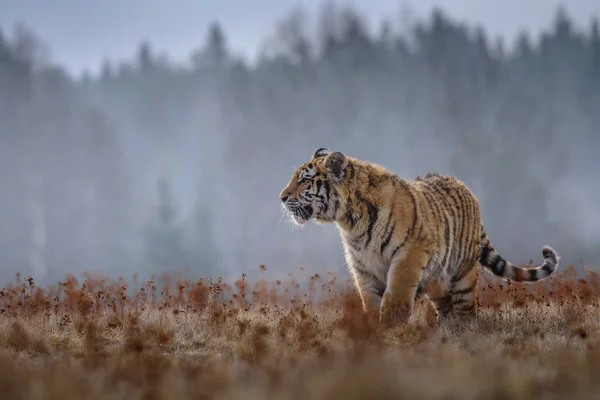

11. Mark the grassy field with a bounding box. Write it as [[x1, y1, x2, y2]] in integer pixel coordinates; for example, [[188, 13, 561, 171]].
[[1, 263, 600, 399]]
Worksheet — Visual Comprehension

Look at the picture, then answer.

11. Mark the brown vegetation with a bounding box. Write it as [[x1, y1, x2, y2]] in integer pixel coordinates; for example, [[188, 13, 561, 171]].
[[1, 264, 600, 399]]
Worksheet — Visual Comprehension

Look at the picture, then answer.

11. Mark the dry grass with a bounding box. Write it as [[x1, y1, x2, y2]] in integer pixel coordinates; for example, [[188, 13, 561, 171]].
[[1, 264, 600, 399]]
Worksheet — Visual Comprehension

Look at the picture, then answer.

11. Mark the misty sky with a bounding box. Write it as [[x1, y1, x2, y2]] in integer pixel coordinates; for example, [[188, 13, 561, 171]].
[[1, 0, 599, 76]]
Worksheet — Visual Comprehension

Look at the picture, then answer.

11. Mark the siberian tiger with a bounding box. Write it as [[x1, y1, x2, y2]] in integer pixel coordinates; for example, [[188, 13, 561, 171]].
[[279, 148, 559, 326]]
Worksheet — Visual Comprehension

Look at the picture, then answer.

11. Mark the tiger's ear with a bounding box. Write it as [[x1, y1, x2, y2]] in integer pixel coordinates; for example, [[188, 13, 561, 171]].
[[312, 147, 332, 159], [325, 151, 348, 183]]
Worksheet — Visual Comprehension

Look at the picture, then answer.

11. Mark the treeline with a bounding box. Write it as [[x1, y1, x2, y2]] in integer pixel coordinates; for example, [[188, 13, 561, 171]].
[[0, 4, 599, 285]]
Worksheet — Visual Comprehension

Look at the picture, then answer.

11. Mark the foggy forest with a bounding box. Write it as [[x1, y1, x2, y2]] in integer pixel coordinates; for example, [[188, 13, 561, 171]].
[[1, 3, 599, 287]]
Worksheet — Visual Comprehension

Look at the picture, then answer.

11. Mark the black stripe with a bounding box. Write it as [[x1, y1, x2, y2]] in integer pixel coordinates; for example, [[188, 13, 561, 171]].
[[347, 231, 367, 250], [349, 254, 381, 288], [389, 225, 412, 262], [347, 189, 371, 230], [440, 217, 451, 271], [390, 239, 405, 260], [426, 183, 452, 271], [528, 268, 539, 281], [542, 247, 555, 261], [368, 173, 380, 188], [464, 195, 478, 269], [345, 208, 356, 228], [459, 196, 475, 271], [333, 198, 340, 215], [313, 148, 331, 159], [408, 188, 418, 238], [542, 263, 553, 275], [476, 226, 488, 267], [413, 223, 425, 244], [372, 286, 384, 297], [432, 295, 453, 317], [323, 181, 331, 203], [452, 265, 471, 283], [452, 189, 468, 269], [380, 220, 396, 254], [453, 279, 477, 296], [431, 183, 456, 270], [479, 245, 491, 266], [463, 197, 479, 273], [415, 285, 423, 298], [379, 203, 395, 251], [365, 202, 379, 248], [353, 266, 378, 282], [491, 257, 506, 276], [455, 303, 475, 312], [453, 297, 469, 305], [419, 186, 442, 243], [455, 195, 478, 269], [346, 163, 356, 181], [349, 250, 368, 271], [423, 182, 450, 253]]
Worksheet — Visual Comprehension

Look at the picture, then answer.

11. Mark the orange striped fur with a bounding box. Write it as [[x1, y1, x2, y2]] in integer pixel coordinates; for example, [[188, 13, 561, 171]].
[[279, 148, 559, 326]]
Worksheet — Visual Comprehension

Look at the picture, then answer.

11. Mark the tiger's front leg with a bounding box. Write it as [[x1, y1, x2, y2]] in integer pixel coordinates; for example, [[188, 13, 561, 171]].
[[350, 268, 385, 314], [380, 249, 429, 327]]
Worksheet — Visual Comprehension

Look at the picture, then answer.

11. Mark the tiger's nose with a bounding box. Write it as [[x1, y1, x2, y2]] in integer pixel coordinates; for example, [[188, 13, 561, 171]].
[[280, 195, 289, 203]]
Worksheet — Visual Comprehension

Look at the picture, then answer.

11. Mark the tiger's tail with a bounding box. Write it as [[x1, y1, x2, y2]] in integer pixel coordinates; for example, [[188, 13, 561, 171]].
[[479, 225, 559, 282]]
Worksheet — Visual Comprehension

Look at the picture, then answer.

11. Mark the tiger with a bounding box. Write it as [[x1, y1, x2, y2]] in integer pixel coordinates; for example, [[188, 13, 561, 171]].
[[279, 148, 560, 326]]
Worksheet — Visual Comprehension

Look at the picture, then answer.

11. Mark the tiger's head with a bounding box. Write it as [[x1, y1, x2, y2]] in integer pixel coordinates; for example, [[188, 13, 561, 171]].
[[279, 148, 349, 225]]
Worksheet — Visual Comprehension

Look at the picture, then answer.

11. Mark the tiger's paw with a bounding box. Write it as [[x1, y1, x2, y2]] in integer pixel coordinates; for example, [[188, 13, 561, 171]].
[[379, 293, 412, 328]]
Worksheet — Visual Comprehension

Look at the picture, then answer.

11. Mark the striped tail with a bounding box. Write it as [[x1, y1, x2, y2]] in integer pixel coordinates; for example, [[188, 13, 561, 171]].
[[479, 225, 560, 282]]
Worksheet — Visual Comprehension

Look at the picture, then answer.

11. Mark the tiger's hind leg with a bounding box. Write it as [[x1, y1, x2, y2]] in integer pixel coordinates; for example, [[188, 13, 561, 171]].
[[422, 278, 453, 322], [449, 263, 480, 319], [414, 287, 439, 328]]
